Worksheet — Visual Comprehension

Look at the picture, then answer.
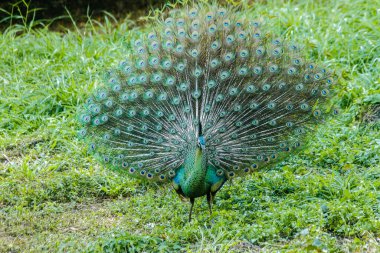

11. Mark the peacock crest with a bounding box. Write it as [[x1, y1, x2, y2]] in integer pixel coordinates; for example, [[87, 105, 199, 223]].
[[78, 3, 337, 218]]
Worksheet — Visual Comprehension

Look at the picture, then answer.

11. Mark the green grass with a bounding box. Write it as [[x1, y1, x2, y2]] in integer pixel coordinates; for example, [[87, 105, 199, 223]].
[[1, 0, 379, 252]]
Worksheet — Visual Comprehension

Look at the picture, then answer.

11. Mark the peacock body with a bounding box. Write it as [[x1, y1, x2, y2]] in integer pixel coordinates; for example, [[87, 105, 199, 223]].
[[78, 3, 337, 221]]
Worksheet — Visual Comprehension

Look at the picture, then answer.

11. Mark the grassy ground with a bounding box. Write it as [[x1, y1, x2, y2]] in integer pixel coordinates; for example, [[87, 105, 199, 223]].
[[1, 0, 379, 252]]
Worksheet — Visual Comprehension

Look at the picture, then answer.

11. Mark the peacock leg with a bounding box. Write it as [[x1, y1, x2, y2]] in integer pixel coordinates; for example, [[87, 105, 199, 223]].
[[189, 198, 195, 222], [211, 191, 217, 204], [207, 192, 212, 215]]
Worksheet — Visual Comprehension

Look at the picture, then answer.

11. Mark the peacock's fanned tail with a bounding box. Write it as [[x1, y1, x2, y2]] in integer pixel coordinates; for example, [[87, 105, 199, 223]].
[[78, 3, 337, 182]]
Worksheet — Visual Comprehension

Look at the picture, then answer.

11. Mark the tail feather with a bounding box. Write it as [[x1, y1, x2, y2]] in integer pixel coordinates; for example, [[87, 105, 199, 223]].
[[78, 3, 337, 181]]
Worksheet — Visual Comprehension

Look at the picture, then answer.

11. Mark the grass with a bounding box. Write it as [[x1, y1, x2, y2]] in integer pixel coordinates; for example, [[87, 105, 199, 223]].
[[0, 0, 379, 252]]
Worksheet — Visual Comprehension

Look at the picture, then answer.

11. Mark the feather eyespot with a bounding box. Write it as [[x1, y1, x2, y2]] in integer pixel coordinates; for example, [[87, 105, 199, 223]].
[[168, 170, 176, 177], [216, 169, 224, 176]]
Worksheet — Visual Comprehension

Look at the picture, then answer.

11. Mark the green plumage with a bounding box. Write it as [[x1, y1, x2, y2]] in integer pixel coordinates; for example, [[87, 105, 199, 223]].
[[173, 146, 225, 198], [78, 2, 337, 221]]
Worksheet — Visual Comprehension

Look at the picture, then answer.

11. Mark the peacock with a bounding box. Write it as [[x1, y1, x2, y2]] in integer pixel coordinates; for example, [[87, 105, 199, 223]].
[[78, 3, 338, 221]]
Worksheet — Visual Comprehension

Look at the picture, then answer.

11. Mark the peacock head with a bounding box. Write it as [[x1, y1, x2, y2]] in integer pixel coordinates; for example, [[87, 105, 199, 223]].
[[197, 136, 206, 150], [196, 122, 206, 150]]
